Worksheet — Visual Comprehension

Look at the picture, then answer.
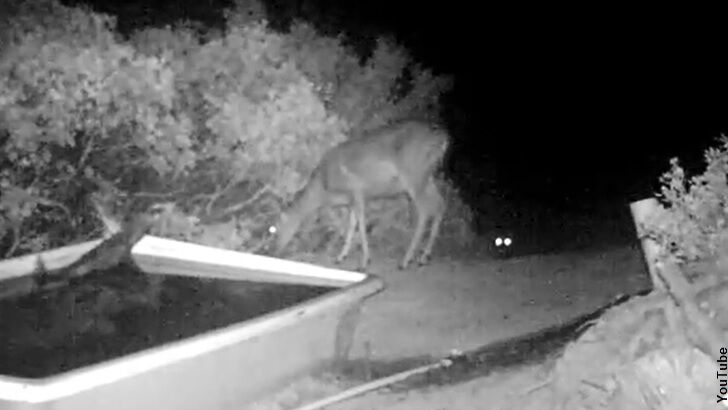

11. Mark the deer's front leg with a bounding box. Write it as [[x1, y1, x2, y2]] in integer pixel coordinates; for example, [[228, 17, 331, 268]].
[[353, 195, 370, 271], [336, 208, 358, 265]]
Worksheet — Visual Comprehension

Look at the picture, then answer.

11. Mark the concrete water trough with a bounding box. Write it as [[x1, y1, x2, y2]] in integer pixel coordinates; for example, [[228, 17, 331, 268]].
[[0, 235, 384, 409]]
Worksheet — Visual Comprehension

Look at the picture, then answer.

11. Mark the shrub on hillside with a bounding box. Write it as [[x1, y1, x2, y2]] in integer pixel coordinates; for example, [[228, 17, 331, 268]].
[[0, 0, 468, 260], [641, 136, 728, 267], [0, 0, 191, 256]]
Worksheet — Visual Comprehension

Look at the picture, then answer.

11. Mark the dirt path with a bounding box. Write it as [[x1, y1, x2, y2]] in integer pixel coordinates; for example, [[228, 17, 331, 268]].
[[346, 245, 649, 362], [247, 244, 651, 410]]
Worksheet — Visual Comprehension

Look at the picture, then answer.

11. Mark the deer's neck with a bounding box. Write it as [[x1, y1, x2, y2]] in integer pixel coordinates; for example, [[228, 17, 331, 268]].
[[290, 179, 327, 219]]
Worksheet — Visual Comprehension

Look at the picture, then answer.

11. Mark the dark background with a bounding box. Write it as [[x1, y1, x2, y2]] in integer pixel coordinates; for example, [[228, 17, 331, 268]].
[[66, 0, 728, 248]]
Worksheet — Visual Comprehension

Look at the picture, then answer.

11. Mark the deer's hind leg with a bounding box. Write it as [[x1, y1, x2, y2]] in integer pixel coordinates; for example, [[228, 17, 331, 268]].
[[417, 177, 445, 265], [400, 193, 429, 270]]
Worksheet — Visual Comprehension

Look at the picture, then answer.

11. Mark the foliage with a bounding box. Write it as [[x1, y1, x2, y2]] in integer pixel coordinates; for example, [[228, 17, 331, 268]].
[[283, 21, 452, 133], [642, 136, 728, 264], [0, 0, 458, 259], [436, 176, 477, 249], [224, 0, 267, 29], [0, 0, 192, 256], [0, 0, 117, 52]]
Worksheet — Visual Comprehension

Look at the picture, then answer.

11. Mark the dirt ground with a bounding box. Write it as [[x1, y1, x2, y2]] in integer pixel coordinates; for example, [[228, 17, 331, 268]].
[[247, 242, 652, 410]]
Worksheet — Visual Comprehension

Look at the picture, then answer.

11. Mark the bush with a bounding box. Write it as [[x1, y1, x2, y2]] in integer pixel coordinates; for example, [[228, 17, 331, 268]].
[[0, 0, 464, 261], [641, 136, 728, 266], [0, 0, 192, 256], [283, 21, 452, 133]]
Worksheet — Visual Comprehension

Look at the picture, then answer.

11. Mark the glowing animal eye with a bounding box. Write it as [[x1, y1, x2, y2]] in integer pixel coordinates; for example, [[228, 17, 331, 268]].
[[268, 226, 277, 234], [504, 237, 512, 246], [495, 237, 503, 246]]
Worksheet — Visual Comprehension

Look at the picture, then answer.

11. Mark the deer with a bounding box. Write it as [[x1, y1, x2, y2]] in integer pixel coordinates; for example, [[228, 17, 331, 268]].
[[268, 120, 450, 271]]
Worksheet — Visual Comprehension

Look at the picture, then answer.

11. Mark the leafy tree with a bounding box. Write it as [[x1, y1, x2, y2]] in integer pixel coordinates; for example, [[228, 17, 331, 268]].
[[0, 0, 470, 259]]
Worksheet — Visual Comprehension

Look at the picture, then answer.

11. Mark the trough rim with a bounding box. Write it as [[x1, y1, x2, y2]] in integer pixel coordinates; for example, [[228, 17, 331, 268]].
[[0, 235, 384, 403]]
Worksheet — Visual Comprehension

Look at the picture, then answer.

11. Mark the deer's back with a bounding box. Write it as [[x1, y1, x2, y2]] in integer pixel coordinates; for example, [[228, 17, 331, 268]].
[[316, 121, 449, 197]]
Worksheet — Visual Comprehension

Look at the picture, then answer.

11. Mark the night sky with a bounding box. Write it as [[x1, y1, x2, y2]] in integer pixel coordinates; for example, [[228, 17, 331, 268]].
[[390, 6, 728, 204], [69, 0, 728, 232]]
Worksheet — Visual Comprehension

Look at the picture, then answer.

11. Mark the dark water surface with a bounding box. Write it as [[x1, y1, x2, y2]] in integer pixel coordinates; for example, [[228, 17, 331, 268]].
[[0, 264, 335, 378]]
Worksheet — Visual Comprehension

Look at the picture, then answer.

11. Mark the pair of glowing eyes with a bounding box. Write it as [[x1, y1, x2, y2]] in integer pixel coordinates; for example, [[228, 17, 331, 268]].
[[494, 237, 512, 247]]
